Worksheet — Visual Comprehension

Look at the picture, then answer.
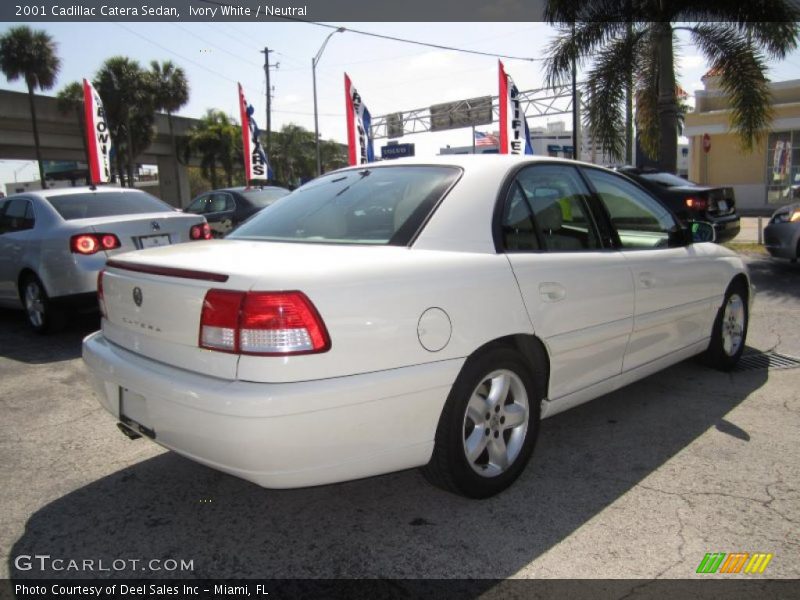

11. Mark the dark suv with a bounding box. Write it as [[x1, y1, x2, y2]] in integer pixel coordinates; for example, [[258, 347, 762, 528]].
[[613, 167, 740, 243]]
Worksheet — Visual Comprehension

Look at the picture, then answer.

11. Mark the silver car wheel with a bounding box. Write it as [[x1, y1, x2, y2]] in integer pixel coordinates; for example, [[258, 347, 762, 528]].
[[462, 369, 529, 478], [721, 293, 745, 357], [24, 280, 46, 328]]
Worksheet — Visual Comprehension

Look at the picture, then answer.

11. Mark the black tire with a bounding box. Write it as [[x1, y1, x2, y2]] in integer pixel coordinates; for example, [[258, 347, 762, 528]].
[[422, 345, 544, 498], [20, 274, 65, 334], [702, 280, 749, 371]]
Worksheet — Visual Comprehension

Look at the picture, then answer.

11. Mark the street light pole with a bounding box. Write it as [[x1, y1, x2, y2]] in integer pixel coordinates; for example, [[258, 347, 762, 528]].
[[313, 28, 345, 177]]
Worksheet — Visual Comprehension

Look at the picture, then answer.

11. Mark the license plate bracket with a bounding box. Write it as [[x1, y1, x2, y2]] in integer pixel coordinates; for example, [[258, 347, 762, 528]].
[[119, 387, 156, 439], [139, 234, 171, 249]]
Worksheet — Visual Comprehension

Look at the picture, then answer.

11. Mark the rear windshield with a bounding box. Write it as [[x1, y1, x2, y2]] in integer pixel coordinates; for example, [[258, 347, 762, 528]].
[[230, 166, 461, 245], [638, 172, 697, 188], [47, 191, 173, 220], [243, 188, 291, 208]]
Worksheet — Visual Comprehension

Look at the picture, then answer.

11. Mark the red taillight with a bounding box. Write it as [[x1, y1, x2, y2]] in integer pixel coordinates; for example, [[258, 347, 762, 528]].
[[70, 233, 120, 254], [199, 290, 330, 355], [97, 270, 106, 318], [199, 290, 244, 353], [685, 196, 708, 211], [190, 223, 212, 240]]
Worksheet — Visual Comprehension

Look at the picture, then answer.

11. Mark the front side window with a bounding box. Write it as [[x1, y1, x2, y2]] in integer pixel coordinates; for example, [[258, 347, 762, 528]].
[[500, 164, 601, 252], [0, 199, 34, 233], [47, 191, 172, 220], [185, 195, 210, 214], [583, 168, 680, 250], [230, 166, 461, 245]]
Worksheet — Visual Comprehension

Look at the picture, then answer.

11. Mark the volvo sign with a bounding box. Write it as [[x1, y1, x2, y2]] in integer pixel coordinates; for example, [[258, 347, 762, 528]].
[[381, 143, 415, 159]]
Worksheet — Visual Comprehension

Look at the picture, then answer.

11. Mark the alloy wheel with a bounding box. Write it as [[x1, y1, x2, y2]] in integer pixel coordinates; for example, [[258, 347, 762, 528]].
[[462, 369, 529, 477], [24, 280, 45, 328], [721, 293, 745, 357]]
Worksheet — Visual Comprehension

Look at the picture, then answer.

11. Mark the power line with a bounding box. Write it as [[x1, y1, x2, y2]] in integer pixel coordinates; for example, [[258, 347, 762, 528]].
[[171, 22, 263, 68], [287, 21, 539, 61], [195, 2, 539, 61], [112, 22, 319, 117]]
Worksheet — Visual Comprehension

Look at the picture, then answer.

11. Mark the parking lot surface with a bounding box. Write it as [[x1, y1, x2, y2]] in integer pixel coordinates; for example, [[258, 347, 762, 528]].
[[1, 255, 798, 580]]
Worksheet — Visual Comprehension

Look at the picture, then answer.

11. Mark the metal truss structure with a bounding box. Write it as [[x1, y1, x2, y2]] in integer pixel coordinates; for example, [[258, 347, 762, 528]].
[[371, 84, 576, 140]]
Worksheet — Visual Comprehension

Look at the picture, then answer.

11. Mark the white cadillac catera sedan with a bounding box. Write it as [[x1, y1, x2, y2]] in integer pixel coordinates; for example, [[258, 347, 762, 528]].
[[83, 156, 751, 498]]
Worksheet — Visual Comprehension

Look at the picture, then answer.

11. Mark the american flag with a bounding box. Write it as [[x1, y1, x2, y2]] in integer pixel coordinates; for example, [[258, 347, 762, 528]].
[[475, 131, 498, 147]]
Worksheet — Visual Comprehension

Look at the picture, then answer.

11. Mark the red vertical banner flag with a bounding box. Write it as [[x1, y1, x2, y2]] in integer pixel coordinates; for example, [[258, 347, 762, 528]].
[[238, 83, 269, 183], [498, 61, 533, 155], [344, 73, 374, 167], [82, 79, 112, 184]]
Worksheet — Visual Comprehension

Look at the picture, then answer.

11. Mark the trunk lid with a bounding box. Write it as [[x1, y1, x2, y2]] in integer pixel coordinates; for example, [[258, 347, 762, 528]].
[[99, 240, 488, 383]]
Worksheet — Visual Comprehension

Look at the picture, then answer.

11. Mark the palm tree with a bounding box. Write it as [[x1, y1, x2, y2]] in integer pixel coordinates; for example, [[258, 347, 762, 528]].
[[56, 81, 91, 180], [94, 56, 156, 186], [185, 109, 240, 189], [544, 1, 799, 172], [0, 26, 61, 189], [271, 124, 316, 186], [149, 60, 190, 202]]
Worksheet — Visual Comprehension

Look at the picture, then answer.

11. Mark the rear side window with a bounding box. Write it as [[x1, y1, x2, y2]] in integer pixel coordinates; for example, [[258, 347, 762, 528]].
[[0, 198, 35, 232], [501, 164, 601, 252], [47, 191, 172, 220], [244, 188, 290, 208], [230, 166, 461, 245], [639, 172, 696, 187]]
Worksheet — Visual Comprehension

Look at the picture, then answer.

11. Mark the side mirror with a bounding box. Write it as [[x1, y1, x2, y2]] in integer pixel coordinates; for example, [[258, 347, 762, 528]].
[[689, 220, 716, 244]]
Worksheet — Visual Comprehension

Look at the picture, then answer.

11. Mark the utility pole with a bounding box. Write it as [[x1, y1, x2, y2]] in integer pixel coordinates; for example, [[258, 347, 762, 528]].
[[260, 47, 275, 170], [571, 21, 579, 161]]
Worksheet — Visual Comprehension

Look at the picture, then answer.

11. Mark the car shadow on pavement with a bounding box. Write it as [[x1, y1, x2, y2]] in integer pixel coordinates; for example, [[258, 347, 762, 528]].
[[0, 308, 99, 364], [8, 359, 767, 580], [744, 255, 800, 304]]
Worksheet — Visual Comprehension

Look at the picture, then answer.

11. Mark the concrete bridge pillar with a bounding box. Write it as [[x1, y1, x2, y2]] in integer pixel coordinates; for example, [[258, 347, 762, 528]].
[[157, 155, 191, 208]]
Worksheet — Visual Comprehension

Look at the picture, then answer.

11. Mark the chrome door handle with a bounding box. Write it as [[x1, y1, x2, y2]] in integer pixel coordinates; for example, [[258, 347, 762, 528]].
[[539, 282, 566, 302], [639, 272, 655, 288]]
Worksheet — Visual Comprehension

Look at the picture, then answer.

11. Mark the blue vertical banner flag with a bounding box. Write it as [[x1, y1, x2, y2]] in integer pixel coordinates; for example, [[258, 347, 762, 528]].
[[238, 83, 269, 183], [498, 61, 533, 155], [345, 73, 374, 166]]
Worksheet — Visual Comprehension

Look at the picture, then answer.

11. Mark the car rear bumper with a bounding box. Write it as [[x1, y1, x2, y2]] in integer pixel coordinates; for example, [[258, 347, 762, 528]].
[[82, 331, 461, 488], [708, 214, 740, 243], [42, 252, 107, 299]]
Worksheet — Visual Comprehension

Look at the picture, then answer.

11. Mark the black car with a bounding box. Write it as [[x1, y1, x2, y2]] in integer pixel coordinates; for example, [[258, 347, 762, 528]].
[[613, 167, 740, 243], [184, 186, 290, 237]]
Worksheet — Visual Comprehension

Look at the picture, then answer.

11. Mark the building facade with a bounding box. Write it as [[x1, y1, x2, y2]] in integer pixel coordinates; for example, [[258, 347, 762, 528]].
[[685, 76, 800, 212]]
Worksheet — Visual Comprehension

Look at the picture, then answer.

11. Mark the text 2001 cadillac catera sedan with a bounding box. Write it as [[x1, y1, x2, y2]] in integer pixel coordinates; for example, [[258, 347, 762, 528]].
[[83, 156, 751, 498]]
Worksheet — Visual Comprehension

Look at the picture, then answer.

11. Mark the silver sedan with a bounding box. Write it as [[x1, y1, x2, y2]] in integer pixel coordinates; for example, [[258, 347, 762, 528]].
[[0, 186, 210, 332], [764, 202, 800, 262]]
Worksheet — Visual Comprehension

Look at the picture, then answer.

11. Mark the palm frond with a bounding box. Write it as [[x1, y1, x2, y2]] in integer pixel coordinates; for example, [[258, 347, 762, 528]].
[[544, 20, 630, 87], [674, 0, 799, 59], [582, 30, 645, 161], [691, 24, 773, 151]]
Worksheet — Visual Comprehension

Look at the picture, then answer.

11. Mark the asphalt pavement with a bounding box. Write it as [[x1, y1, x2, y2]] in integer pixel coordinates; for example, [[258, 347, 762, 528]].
[[0, 254, 798, 583]]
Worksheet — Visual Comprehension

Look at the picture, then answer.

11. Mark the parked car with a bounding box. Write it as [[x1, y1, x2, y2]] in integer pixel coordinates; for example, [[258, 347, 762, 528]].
[[612, 167, 741, 243], [764, 202, 800, 262], [184, 186, 291, 238], [0, 186, 211, 332], [83, 156, 751, 498]]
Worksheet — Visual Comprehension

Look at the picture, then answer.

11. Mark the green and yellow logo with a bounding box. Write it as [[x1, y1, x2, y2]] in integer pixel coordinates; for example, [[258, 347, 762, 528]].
[[696, 552, 773, 574]]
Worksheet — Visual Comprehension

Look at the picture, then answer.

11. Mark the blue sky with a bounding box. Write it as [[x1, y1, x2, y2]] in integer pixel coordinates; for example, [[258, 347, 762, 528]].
[[2, 21, 800, 188]]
